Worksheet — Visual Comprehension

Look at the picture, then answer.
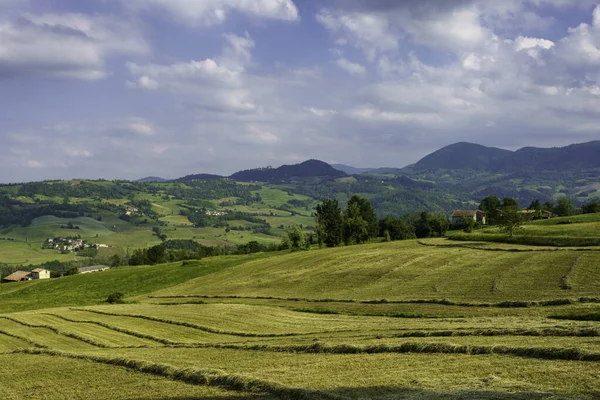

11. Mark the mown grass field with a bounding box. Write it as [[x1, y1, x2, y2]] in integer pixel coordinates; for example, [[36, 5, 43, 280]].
[[1, 238, 600, 399]]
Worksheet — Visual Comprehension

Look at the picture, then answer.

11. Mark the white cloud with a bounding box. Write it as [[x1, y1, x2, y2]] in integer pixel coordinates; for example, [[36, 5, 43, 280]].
[[317, 10, 398, 60], [555, 6, 600, 69], [127, 118, 156, 136], [514, 36, 555, 51], [244, 125, 279, 143], [0, 13, 148, 80], [129, 0, 299, 26], [304, 107, 337, 117], [336, 58, 366, 76], [127, 33, 258, 113]]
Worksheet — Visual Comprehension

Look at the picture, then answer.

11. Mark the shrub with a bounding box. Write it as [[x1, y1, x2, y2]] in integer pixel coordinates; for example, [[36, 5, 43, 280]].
[[106, 292, 125, 304]]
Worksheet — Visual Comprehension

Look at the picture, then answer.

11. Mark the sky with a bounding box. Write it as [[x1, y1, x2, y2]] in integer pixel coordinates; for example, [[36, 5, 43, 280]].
[[2, 0, 600, 182]]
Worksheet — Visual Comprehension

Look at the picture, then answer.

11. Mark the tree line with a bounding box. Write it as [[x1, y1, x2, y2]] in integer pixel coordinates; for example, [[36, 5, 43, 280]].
[[313, 195, 450, 248]]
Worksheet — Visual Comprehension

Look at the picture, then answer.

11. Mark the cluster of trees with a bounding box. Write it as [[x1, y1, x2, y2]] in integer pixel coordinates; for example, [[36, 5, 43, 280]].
[[164, 180, 261, 203], [185, 210, 272, 235], [60, 221, 80, 230], [13, 181, 130, 200], [129, 239, 228, 265], [314, 196, 451, 248], [0, 197, 93, 227]]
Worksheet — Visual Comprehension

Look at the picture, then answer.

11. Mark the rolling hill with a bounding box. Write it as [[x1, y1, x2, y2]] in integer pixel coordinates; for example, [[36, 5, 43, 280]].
[[229, 159, 346, 182]]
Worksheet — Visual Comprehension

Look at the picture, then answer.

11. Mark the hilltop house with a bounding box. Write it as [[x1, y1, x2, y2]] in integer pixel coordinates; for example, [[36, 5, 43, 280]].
[[78, 265, 111, 274], [451, 210, 487, 225]]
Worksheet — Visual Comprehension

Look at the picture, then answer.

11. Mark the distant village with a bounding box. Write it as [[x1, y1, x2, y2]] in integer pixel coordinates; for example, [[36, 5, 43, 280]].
[[44, 237, 109, 253]]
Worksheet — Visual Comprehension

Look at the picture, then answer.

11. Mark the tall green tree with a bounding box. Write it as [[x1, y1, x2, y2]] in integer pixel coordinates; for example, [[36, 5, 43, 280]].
[[499, 204, 524, 238], [379, 217, 416, 241], [343, 195, 378, 244], [582, 199, 600, 214], [287, 225, 305, 251], [479, 196, 502, 225], [315, 199, 343, 248], [555, 198, 576, 217]]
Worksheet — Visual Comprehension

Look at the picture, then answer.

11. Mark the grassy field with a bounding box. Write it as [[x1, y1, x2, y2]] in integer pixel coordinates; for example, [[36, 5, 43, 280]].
[[2, 235, 600, 398]]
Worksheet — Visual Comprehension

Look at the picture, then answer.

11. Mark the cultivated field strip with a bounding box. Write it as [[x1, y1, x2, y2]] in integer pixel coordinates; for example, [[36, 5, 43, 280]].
[[90, 347, 600, 397], [48, 311, 259, 345], [11, 349, 340, 400], [72, 308, 336, 338], [70, 303, 600, 336], [148, 242, 600, 302], [0, 316, 97, 351], [0, 353, 264, 400], [13, 313, 158, 348], [0, 331, 37, 351]]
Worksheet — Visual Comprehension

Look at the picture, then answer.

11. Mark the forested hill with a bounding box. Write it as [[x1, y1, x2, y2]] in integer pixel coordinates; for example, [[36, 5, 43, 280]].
[[230, 159, 346, 182], [413, 141, 600, 172]]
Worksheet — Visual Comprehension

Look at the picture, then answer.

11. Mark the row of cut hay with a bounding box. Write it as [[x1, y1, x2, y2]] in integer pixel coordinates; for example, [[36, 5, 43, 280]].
[[148, 294, 600, 308], [379, 327, 600, 338], [0, 315, 108, 348], [73, 308, 318, 337], [291, 307, 465, 318], [204, 342, 600, 362], [11, 348, 343, 400]]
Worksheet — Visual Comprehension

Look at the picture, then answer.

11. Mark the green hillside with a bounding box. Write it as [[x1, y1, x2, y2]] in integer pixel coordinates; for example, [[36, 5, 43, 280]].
[[149, 240, 600, 302], [2, 236, 600, 399]]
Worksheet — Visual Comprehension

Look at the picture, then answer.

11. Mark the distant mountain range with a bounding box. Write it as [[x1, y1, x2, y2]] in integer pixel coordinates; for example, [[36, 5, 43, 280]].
[[413, 141, 600, 172], [137, 142, 600, 202]]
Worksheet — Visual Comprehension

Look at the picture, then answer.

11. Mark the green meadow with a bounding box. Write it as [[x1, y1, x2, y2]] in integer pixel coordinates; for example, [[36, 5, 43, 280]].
[[1, 235, 600, 399]]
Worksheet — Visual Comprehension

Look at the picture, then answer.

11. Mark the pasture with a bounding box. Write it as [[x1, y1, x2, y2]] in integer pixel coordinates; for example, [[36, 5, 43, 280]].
[[1, 239, 600, 399]]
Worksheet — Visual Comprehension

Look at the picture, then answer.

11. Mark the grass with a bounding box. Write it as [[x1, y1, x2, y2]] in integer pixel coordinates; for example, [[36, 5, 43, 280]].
[[148, 240, 600, 302], [0, 241, 87, 265], [2, 237, 600, 398], [0, 254, 270, 313], [0, 353, 257, 400]]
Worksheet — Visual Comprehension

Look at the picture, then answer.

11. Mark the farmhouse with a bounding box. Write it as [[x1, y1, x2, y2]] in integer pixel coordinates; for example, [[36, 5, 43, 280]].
[[78, 265, 111, 274], [2, 271, 31, 283], [451, 210, 487, 225], [520, 209, 554, 219], [30, 268, 50, 280]]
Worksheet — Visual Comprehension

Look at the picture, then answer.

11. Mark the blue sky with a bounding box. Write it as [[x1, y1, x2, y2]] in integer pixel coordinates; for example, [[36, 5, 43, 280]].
[[2, 0, 600, 182]]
